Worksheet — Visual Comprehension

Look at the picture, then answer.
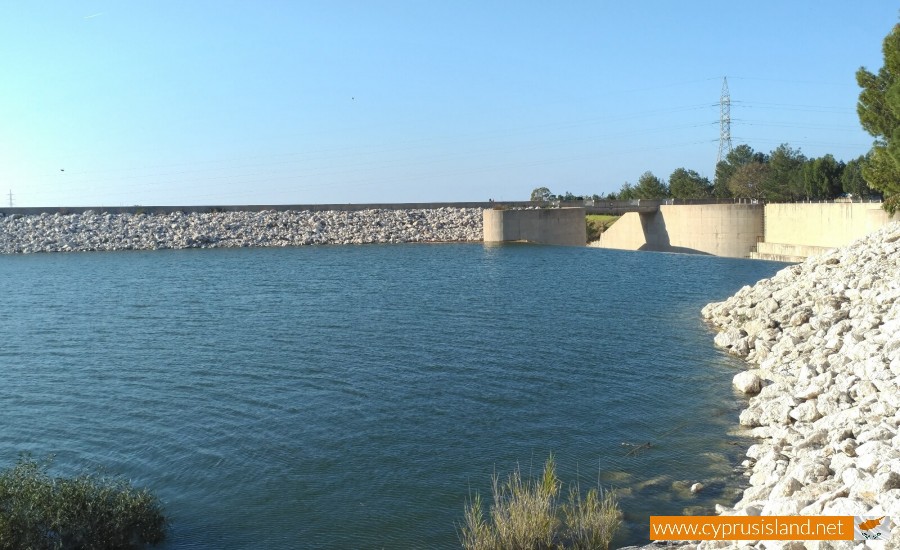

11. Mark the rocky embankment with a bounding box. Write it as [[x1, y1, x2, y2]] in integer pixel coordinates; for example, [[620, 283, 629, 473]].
[[701, 222, 900, 548], [0, 208, 483, 253]]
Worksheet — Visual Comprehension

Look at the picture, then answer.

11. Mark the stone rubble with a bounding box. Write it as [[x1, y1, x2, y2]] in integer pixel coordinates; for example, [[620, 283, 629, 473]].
[[700, 221, 900, 550], [0, 208, 483, 253]]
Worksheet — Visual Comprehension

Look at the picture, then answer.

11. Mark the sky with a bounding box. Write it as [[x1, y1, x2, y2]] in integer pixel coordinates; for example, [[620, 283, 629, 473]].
[[1, 2, 897, 207]]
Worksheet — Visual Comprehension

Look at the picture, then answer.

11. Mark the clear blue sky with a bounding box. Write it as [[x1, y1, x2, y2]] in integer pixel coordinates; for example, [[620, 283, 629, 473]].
[[1, 2, 897, 206]]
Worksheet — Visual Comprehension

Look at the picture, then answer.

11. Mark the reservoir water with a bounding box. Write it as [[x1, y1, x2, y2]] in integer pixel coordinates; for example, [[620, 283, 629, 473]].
[[0, 244, 786, 548]]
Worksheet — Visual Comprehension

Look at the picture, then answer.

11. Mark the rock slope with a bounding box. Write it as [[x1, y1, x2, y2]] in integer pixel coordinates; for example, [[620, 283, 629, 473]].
[[0, 208, 482, 253], [701, 222, 900, 549]]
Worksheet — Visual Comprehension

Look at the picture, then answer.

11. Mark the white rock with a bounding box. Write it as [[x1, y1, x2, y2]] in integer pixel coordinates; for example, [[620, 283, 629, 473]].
[[877, 488, 900, 515], [760, 395, 800, 425], [841, 468, 868, 486], [769, 476, 803, 498], [856, 441, 893, 472], [789, 400, 821, 422], [821, 497, 868, 516], [761, 497, 807, 515], [715, 327, 746, 349], [733, 370, 763, 394], [0, 208, 485, 253], [739, 406, 763, 427]]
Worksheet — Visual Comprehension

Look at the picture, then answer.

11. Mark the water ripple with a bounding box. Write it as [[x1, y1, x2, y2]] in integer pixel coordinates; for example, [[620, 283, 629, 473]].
[[0, 244, 785, 548]]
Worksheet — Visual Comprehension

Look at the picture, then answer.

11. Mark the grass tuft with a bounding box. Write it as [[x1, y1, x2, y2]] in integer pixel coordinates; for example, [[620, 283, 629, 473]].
[[460, 455, 620, 550], [562, 485, 621, 550]]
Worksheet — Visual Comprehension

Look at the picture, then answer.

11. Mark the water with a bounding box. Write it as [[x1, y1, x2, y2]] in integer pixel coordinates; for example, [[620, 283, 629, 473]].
[[0, 244, 786, 548]]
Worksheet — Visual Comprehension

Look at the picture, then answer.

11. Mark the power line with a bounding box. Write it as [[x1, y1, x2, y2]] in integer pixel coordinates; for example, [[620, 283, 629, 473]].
[[732, 100, 855, 114]]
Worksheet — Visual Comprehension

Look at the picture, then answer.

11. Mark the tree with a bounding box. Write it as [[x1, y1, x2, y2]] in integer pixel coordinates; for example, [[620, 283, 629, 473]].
[[856, 22, 900, 211], [728, 144, 760, 166], [802, 155, 843, 199], [767, 143, 807, 200], [616, 182, 636, 201], [668, 168, 711, 199], [530, 187, 552, 202], [727, 162, 771, 199], [861, 145, 900, 203], [713, 144, 758, 198], [634, 171, 668, 199], [712, 162, 733, 198], [842, 155, 874, 198]]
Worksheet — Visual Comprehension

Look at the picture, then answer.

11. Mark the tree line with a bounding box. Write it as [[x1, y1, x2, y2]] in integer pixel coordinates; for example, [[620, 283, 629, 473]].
[[531, 145, 873, 204]]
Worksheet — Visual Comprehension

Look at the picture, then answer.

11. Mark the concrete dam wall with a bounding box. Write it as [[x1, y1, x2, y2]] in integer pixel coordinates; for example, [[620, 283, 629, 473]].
[[590, 202, 896, 261], [590, 204, 765, 258], [483, 207, 586, 246], [751, 203, 896, 261]]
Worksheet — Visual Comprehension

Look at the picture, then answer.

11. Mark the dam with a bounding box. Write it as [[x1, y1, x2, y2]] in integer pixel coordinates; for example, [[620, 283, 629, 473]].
[[486, 201, 897, 260], [1, 200, 894, 260]]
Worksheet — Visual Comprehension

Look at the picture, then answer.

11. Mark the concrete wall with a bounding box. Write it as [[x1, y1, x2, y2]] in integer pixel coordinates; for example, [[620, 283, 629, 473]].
[[750, 242, 833, 263], [588, 211, 647, 251], [763, 203, 894, 248], [594, 202, 896, 261], [590, 204, 764, 258], [655, 204, 764, 257], [483, 208, 586, 246]]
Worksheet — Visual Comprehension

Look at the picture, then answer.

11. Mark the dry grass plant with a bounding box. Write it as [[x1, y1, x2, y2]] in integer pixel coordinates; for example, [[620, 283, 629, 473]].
[[460, 456, 620, 550]]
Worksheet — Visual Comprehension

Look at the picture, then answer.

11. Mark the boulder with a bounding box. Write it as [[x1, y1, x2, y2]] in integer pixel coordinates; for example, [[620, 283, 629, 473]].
[[733, 370, 763, 394]]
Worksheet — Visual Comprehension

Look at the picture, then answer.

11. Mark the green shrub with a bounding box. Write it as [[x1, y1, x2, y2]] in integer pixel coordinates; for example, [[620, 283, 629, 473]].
[[0, 456, 167, 550], [460, 456, 620, 550], [585, 215, 619, 242]]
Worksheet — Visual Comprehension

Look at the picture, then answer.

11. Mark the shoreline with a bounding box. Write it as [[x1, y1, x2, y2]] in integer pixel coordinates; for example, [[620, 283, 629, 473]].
[[0, 208, 483, 254], [624, 222, 900, 550], [697, 222, 900, 549]]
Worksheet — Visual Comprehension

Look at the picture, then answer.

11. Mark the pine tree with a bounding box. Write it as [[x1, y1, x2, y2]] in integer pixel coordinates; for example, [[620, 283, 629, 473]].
[[857, 22, 900, 212]]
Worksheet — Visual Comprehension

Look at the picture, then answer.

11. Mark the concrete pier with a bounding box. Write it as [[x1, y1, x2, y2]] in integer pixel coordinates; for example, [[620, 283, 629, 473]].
[[483, 207, 586, 246]]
